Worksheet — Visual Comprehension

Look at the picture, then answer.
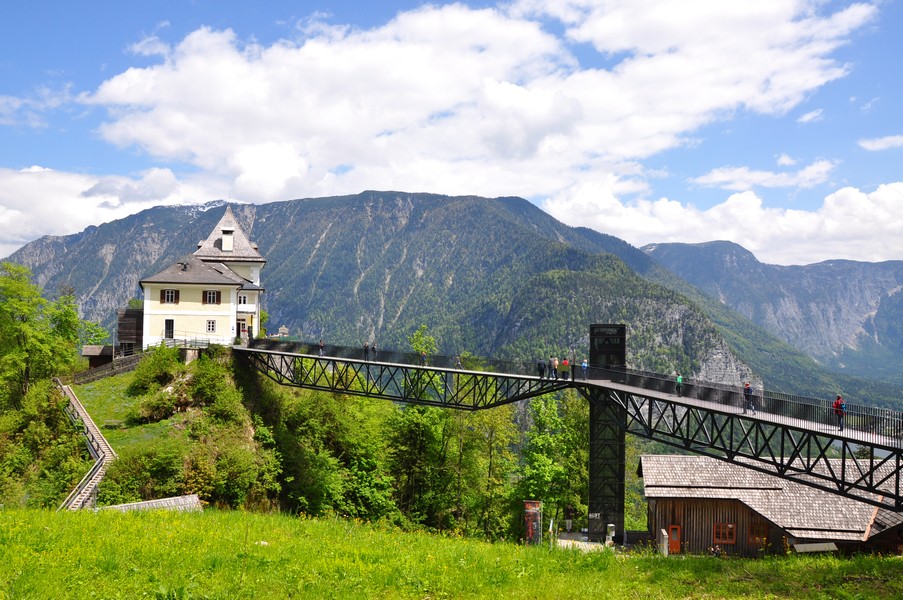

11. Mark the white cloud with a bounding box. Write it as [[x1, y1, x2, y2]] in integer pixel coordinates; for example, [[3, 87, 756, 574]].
[[0, 84, 72, 128], [776, 153, 797, 166], [691, 159, 836, 191], [75, 2, 875, 205], [797, 108, 823, 123], [858, 135, 903, 151], [544, 181, 903, 265], [0, 166, 204, 259], [2, 1, 892, 267]]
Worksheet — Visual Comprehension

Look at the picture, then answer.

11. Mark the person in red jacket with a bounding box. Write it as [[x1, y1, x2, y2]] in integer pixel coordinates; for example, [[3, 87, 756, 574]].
[[832, 394, 846, 432]]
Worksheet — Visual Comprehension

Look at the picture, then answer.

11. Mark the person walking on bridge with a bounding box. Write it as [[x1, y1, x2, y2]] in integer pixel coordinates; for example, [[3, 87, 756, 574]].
[[581, 358, 588, 380], [743, 382, 756, 415], [675, 372, 683, 397], [551, 356, 558, 380], [833, 394, 846, 432], [537, 357, 546, 379]]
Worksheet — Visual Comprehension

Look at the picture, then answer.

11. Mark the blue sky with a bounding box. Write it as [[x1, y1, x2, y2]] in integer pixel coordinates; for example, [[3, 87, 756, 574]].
[[1, 0, 901, 265]]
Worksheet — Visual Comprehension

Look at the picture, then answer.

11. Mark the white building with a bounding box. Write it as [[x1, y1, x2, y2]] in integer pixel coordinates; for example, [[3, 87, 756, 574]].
[[140, 206, 266, 348]]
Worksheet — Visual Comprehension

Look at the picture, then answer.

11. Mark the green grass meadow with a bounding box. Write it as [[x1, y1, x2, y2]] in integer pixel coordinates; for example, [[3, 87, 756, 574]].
[[1, 509, 901, 599], [74, 374, 189, 452]]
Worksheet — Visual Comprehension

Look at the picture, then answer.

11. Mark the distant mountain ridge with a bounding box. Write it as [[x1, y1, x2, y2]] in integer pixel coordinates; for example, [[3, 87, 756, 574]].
[[6, 191, 899, 405], [642, 240, 903, 385]]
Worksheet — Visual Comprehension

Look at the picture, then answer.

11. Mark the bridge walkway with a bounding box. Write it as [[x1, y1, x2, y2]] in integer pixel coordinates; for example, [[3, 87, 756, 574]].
[[236, 342, 903, 511]]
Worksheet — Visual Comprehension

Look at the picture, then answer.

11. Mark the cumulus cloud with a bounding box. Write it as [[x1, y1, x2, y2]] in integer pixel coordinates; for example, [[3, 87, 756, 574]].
[[691, 159, 836, 191], [1, 1, 894, 266], [858, 135, 903, 151], [543, 182, 903, 265], [76, 2, 874, 204], [0, 166, 204, 258], [776, 153, 797, 166]]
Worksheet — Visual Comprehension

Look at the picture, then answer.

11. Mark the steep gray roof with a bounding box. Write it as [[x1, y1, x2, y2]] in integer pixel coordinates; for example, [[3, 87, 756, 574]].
[[139, 254, 246, 288], [639, 455, 887, 542], [194, 205, 265, 263]]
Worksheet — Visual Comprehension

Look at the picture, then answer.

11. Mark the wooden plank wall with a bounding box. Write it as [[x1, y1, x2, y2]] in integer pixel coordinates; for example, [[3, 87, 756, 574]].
[[649, 498, 776, 556]]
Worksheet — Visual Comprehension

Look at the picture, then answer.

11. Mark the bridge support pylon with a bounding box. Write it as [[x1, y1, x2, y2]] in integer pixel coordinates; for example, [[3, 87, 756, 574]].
[[580, 386, 626, 544]]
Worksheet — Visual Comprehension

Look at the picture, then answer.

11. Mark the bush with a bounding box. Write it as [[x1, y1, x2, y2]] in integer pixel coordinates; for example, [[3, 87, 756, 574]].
[[205, 388, 247, 425], [98, 439, 186, 505], [190, 354, 229, 406], [128, 344, 184, 395], [127, 389, 179, 424]]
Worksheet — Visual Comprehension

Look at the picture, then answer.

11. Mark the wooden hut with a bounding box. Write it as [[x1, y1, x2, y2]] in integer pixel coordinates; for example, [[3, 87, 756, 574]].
[[639, 455, 903, 556]]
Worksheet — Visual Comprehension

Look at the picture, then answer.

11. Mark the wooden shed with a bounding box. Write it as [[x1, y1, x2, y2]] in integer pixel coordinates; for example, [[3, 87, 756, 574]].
[[116, 308, 144, 355], [81, 344, 113, 369], [639, 455, 903, 556]]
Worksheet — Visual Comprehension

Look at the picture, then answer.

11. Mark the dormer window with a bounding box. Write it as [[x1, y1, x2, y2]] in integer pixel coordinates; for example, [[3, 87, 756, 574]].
[[222, 227, 235, 252]]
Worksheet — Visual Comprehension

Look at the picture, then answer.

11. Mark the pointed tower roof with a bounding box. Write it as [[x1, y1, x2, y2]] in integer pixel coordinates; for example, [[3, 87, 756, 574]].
[[194, 206, 265, 264]]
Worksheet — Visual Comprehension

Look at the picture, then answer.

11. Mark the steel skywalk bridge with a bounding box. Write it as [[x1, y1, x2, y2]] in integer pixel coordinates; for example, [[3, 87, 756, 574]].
[[235, 340, 903, 541]]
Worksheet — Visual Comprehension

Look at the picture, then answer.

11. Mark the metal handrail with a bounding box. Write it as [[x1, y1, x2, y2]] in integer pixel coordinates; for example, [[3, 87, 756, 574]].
[[57, 453, 106, 511], [246, 339, 903, 446], [55, 379, 117, 510]]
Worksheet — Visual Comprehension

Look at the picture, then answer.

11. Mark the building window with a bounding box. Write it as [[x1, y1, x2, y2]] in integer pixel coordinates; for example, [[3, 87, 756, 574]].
[[238, 294, 248, 305], [748, 523, 768, 546], [203, 290, 221, 305], [161, 289, 179, 304], [713, 523, 735, 545], [206, 320, 216, 333]]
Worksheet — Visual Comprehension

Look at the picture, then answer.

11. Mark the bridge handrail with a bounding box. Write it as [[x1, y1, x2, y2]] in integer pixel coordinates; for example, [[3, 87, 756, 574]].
[[246, 339, 903, 441]]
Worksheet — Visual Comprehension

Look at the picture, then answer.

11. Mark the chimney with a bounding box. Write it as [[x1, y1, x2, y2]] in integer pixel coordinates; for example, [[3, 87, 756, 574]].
[[222, 227, 234, 252]]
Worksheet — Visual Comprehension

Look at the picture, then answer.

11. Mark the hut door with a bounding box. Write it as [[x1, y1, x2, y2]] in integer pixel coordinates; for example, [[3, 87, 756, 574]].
[[164, 319, 174, 340], [668, 525, 681, 555]]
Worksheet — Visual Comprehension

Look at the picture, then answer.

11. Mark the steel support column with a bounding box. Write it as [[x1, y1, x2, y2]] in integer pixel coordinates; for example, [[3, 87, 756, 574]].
[[582, 387, 626, 543]]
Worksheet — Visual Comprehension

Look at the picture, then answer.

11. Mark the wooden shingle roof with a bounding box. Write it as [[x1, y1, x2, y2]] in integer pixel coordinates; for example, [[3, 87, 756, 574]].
[[639, 455, 888, 542], [194, 205, 265, 263]]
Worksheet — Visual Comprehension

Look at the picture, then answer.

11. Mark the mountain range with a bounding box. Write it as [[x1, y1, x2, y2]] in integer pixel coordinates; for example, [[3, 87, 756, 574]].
[[643, 241, 903, 386], [5, 191, 900, 407]]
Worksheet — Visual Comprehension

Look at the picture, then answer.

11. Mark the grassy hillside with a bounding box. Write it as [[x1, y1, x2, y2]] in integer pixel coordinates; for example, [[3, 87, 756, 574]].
[[73, 348, 663, 536], [2, 509, 900, 599]]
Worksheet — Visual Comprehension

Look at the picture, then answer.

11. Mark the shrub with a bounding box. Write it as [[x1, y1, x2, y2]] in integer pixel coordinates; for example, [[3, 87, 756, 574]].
[[205, 388, 247, 426], [190, 354, 229, 406], [98, 438, 186, 505], [127, 389, 178, 424], [128, 344, 184, 395]]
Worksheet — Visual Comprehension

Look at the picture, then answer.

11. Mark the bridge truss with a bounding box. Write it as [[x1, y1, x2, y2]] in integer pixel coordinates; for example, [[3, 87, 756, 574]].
[[236, 347, 571, 410], [235, 345, 903, 542]]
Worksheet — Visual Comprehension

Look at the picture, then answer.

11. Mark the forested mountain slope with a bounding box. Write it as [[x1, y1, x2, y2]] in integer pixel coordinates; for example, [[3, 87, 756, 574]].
[[7, 191, 897, 402]]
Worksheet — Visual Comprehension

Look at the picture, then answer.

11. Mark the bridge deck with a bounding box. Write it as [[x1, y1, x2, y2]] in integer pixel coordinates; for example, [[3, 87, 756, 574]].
[[235, 344, 903, 509]]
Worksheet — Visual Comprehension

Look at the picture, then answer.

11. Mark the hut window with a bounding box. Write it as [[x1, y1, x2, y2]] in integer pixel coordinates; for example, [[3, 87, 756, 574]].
[[203, 290, 221, 305], [713, 522, 735, 545], [748, 523, 768, 546], [161, 289, 179, 304], [206, 320, 216, 333]]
